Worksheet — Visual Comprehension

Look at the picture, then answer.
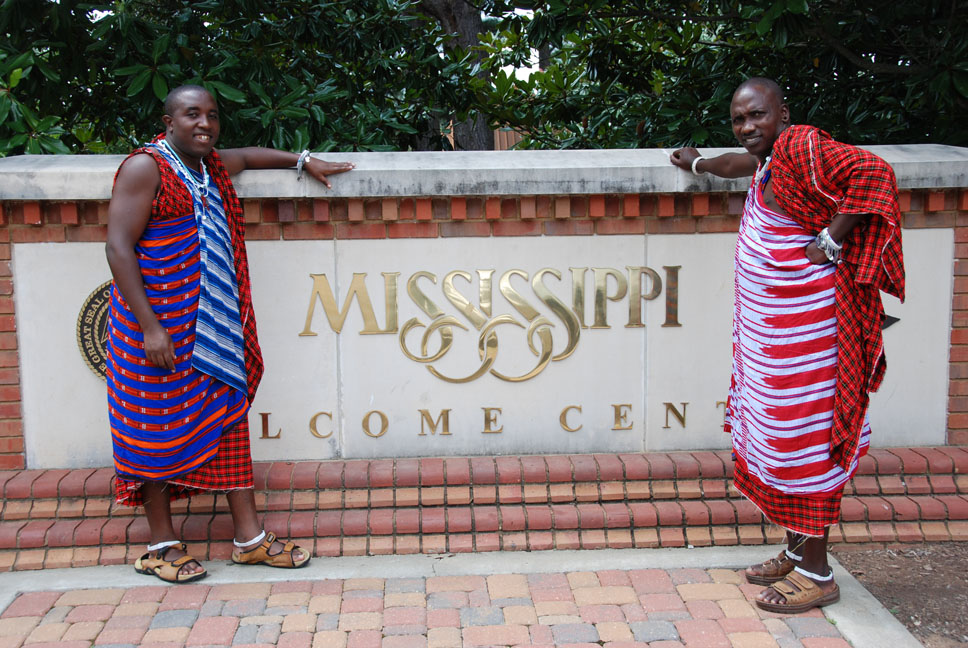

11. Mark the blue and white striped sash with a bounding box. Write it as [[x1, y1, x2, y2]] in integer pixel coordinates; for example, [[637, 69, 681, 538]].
[[147, 140, 248, 394]]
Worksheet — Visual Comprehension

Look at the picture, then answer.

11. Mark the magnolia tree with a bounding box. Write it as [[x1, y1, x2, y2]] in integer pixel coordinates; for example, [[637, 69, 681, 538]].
[[1, 0, 964, 155]]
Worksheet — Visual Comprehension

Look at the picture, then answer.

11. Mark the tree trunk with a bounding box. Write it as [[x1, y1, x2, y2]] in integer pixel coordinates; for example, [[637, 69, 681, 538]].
[[420, 0, 494, 151]]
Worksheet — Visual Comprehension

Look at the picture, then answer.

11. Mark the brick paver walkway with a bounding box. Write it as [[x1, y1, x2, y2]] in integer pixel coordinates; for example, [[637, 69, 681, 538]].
[[0, 567, 851, 648]]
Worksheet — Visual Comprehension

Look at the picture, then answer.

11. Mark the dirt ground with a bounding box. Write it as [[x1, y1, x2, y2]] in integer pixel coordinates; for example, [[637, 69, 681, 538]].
[[831, 542, 968, 647]]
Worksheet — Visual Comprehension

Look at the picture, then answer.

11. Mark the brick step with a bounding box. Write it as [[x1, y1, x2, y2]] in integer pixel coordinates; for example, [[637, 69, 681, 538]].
[[0, 447, 966, 571]]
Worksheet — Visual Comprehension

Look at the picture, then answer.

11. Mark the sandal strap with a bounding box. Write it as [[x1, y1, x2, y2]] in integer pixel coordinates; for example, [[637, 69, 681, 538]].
[[772, 571, 821, 604], [235, 531, 277, 563]]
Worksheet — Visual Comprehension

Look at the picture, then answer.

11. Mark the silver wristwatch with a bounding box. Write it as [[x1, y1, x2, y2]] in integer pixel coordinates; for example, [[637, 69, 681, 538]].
[[815, 227, 842, 264]]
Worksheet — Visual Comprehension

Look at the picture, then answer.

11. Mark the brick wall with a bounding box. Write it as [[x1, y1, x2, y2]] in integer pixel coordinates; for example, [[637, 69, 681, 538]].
[[0, 187, 965, 468]]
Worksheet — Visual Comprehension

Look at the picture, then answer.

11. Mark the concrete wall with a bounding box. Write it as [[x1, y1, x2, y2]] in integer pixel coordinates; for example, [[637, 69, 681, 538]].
[[0, 145, 966, 469]]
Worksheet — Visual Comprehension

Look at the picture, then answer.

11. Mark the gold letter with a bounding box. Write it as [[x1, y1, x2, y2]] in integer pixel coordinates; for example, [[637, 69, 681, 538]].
[[300, 273, 394, 336], [626, 266, 662, 328], [560, 405, 583, 432], [362, 410, 388, 438], [662, 265, 681, 327], [612, 404, 633, 431], [260, 412, 281, 439], [570, 267, 588, 329], [482, 407, 503, 434], [533, 269, 581, 361], [443, 271, 488, 330], [592, 268, 628, 329], [418, 409, 451, 436], [663, 402, 688, 429], [310, 411, 333, 439]]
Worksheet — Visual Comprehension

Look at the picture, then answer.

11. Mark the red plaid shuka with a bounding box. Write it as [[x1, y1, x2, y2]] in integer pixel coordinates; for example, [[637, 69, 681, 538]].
[[112, 136, 264, 506], [771, 125, 905, 473]]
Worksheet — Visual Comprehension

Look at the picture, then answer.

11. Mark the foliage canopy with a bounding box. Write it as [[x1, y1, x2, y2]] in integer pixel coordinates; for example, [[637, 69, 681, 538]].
[[1, 0, 965, 156]]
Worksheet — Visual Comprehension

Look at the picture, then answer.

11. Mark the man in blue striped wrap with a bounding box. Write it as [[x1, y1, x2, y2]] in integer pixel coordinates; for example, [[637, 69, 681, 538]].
[[106, 85, 353, 582]]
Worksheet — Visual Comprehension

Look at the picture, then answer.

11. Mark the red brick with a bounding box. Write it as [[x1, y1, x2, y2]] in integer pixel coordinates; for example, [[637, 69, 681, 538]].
[[576, 503, 606, 528], [310, 199, 329, 222], [493, 220, 541, 236], [468, 457, 496, 484], [543, 219, 593, 236], [484, 197, 501, 220], [553, 196, 570, 219], [594, 455, 624, 481], [929, 474, 958, 493], [629, 502, 658, 527], [540, 455, 569, 483], [647, 454, 676, 479], [388, 222, 437, 238], [449, 197, 466, 220], [733, 500, 762, 524], [277, 200, 296, 222], [570, 455, 598, 481], [444, 458, 470, 485], [345, 198, 364, 222], [570, 196, 588, 218], [422, 507, 446, 534], [691, 193, 709, 216], [439, 221, 490, 237], [926, 191, 946, 212], [657, 194, 675, 217], [895, 521, 923, 542], [589, 195, 606, 218], [473, 506, 499, 532], [391, 458, 417, 487], [620, 454, 650, 480], [414, 198, 433, 221], [659, 527, 686, 547], [913, 447, 955, 473], [336, 222, 385, 239], [242, 222, 280, 240]]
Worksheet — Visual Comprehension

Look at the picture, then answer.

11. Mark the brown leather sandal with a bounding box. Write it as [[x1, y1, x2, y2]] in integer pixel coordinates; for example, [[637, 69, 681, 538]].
[[134, 543, 207, 583], [745, 550, 798, 585], [755, 571, 840, 614], [231, 531, 310, 568]]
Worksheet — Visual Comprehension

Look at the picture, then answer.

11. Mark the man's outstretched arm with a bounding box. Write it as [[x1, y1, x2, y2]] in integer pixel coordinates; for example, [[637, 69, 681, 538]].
[[670, 146, 758, 178], [219, 147, 354, 188]]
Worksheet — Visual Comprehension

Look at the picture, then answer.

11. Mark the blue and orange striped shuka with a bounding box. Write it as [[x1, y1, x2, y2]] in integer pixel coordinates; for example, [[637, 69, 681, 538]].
[[726, 126, 904, 536], [107, 136, 264, 506]]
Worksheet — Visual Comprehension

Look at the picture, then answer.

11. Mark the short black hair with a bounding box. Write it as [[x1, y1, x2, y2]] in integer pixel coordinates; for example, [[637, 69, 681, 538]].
[[163, 84, 213, 116], [734, 77, 785, 104]]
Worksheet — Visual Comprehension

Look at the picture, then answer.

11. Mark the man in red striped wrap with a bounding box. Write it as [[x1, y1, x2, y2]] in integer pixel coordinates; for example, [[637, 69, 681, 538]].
[[106, 85, 353, 582], [670, 77, 904, 613]]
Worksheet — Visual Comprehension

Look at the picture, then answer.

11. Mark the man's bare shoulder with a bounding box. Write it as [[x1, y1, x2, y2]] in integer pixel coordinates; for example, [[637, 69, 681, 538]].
[[115, 152, 161, 188]]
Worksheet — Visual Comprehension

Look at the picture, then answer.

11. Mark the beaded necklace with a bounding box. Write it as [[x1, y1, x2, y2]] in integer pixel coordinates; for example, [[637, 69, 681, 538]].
[[159, 138, 209, 210]]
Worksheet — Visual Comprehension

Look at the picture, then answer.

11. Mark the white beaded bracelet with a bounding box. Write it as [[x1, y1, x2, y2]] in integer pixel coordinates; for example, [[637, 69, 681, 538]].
[[295, 149, 311, 180], [691, 156, 706, 176]]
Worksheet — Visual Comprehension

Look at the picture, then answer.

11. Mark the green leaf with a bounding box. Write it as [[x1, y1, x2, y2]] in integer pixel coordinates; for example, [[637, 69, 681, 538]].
[[128, 69, 152, 97], [152, 74, 169, 102], [8, 68, 22, 89], [209, 81, 246, 103]]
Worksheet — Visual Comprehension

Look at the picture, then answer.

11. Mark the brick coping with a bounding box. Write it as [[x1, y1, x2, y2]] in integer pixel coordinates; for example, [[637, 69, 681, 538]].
[[0, 448, 965, 572]]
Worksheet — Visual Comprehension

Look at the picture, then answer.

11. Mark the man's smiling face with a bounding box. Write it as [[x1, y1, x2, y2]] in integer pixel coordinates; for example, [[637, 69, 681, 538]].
[[162, 89, 220, 166], [730, 83, 789, 162]]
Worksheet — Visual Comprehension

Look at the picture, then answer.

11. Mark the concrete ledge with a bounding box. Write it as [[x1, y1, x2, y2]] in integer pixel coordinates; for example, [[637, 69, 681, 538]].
[[1, 144, 966, 200]]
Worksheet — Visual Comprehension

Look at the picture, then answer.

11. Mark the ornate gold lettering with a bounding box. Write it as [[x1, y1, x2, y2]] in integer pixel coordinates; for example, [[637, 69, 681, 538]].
[[532, 269, 581, 361], [570, 267, 588, 329], [663, 402, 688, 429], [626, 267, 662, 328], [499, 269, 540, 322], [560, 405, 583, 432], [407, 271, 443, 319], [260, 412, 281, 439], [443, 271, 488, 330], [300, 273, 395, 336], [479, 270, 494, 318], [362, 410, 388, 438], [486, 316, 555, 382], [612, 404, 633, 430], [309, 411, 333, 438], [482, 407, 503, 434], [418, 409, 452, 436], [662, 266, 681, 327], [592, 268, 628, 329]]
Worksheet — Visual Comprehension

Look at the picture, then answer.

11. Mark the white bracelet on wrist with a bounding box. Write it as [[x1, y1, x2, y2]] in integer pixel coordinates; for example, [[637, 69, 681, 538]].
[[815, 227, 843, 264], [691, 156, 706, 176], [295, 149, 311, 180]]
